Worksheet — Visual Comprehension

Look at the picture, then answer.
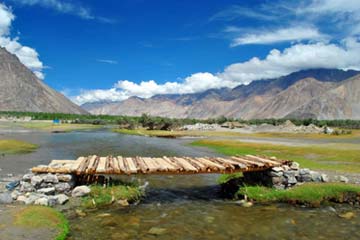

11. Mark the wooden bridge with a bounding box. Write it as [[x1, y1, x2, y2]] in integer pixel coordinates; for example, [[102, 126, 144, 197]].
[[31, 155, 290, 175]]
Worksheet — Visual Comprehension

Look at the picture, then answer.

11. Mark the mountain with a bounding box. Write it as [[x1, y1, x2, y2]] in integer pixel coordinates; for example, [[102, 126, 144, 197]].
[[0, 47, 87, 114], [83, 68, 360, 120]]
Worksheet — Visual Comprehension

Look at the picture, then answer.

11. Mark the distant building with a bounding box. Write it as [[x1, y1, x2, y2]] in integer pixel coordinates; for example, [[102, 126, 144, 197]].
[[53, 119, 60, 124]]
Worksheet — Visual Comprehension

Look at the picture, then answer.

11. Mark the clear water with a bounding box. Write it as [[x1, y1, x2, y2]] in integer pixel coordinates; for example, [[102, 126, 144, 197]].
[[1, 129, 359, 239]]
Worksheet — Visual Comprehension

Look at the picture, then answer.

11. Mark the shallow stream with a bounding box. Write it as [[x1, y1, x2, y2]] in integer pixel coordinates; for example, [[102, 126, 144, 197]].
[[1, 129, 359, 239]]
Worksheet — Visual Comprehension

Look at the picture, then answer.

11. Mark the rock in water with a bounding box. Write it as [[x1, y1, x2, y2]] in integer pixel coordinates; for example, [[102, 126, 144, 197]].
[[148, 227, 167, 235], [72, 186, 91, 197], [339, 212, 355, 220]]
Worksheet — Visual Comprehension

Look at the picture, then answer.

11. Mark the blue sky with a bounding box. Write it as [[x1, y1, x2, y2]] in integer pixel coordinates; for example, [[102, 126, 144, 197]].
[[0, 0, 360, 104]]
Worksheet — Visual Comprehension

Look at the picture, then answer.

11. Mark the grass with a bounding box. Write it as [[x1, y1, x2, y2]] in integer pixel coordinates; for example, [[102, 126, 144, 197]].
[[14, 206, 69, 240], [0, 139, 38, 154], [191, 139, 360, 173], [14, 121, 102, 132], [114, 128, 360, 139], [237, 183, 360, 205], [217, 173, 243, 184], [82, 184, 144, 209]]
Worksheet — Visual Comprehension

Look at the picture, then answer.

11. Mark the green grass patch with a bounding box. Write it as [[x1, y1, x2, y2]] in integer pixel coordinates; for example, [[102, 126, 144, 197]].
[[0, 139, 38, 154], [191, 139, 360, 173], [82, 184, 144, 209], [237, 183, 360, 205], [14, 206, 69, 240]]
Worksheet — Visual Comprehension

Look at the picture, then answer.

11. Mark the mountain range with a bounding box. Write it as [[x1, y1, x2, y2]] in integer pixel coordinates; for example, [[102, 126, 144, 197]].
[[0, 47, 87, 114], [83, 69, 360, 120]]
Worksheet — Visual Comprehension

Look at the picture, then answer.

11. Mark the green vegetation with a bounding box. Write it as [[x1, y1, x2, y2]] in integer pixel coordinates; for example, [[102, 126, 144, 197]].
[[14, 206, 69, 240], [2, 111, 360, 129], [82, 184, 144, 209], [0, 139, 38, 154], [191, 140, 360, 172], [237, 183, 360, 205]]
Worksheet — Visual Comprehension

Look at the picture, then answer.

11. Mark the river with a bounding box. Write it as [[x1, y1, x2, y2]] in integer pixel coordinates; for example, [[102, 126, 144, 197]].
[[1, 129, 359, 239]]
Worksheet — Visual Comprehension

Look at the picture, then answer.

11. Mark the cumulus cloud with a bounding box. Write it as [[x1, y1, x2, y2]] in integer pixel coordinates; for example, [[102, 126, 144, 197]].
[[74, 39, 360, 104], [230, 26, 328, 46], [8, 0, 94, 19], [0, 3, 44, 79]]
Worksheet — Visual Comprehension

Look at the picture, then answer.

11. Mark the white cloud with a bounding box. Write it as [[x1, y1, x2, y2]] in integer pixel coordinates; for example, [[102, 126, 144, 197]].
[[74, 39, 360, 104], [8, 0, 94, 19], [231, 26, 328, 46], [0, 3, 44, 79], [97, 59, 118, 65]]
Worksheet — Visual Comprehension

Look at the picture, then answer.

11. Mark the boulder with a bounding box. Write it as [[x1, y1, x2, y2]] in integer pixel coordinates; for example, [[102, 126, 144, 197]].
[[11, 190, 20, 200], [34, 197, 49, 206], [0, 192, 13, 204], [72, 186, 91, 197], [54, 182, 72, 193], [271, 167, 284, 172], [30, 176, 43, 187], [20, 181, 34, 192], [37, 187, 55, 195], [321, 174, 329, 182], [290, 162, 300, 170], [55, 194, 69, 205], [310, 171, 322, 182], [16, 195, 28, 204], [299, 168, 311, 175], [43, 174, 59, 184], [339, 176, 349, 183], [268, 171, 283, 177], [22, 173, 34, 182], [57, 174, 74, 182]]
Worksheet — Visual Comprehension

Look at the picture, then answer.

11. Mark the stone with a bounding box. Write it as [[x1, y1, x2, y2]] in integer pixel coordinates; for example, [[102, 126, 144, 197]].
[[290, 162, 300, 170], [236, 200, 253, 207], [48, 196, 58, 207], [339, 176, 349, 183], [75, 209, 87, 217], [37, 187, 55, 195], [148, 227, 167, 235], [16, 195, 28, 204], [72, 186, 91, 197], [11, 190, 20, 200], [19, 181, 34, 192], [0, 192, 13, 204], [31, 176, 43, 187], [54, 182, 71, 193], [57, 174, 74, 182], [24, 193, 43, 205], [310, 171, 322, 182], [338, 212, 355, 220], [271, 177, 283, 185], [22, 173, 34, 182], [117, 199, 129, 207], [321, 174, 329, 182], [271, 167, 284, 172], [43, 174, 59, 184], [299, 168, 310, 175], [34, 197, 49, 206], [55, 194, 69, 205], [268, 171, 283, 177], [299, 174, 312, 182]]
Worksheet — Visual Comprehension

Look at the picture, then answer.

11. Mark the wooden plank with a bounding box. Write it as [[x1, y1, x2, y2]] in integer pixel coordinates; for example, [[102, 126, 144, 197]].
[[136, 157, 150, 173], [106, 156, 115, 174], [196, 157, 226, 171], [154, 157, 176, 171], [96, 157, 107, 173], [142, 157, 160, 173], [112, 157, 121, 174], [125, 157, 138, 174], [117, 156, 128, 174], [86, 155, 98, 174], [70, 157, 86, 172], [76, 157, 90, 174], [245, 155, 281, 166], [231, 156, 265, 167], [162, 157, 182, 172], [183, 157, 207, 171], [215, 157, 247, 169], [172, 157, 198, 172]]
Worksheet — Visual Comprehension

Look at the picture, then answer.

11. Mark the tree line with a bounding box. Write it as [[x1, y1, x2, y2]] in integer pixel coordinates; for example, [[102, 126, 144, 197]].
[[1, 111, 360, 129]]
